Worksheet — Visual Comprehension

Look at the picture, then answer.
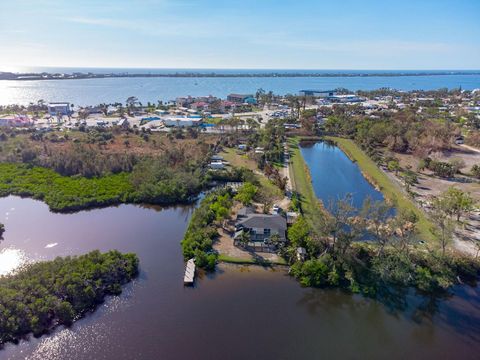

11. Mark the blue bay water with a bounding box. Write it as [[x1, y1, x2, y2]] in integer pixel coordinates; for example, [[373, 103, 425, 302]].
[[0, 68, 479, 106]]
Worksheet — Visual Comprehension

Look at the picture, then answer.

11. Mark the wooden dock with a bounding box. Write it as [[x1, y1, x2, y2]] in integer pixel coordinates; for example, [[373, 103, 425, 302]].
[[183, 258, 196, 285]]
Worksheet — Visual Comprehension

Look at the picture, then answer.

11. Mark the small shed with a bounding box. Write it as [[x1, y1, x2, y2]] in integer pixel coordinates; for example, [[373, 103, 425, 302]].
[[210, 161, 225, 170], [296, 247, 307, 262], [286, 212, 299, 225]]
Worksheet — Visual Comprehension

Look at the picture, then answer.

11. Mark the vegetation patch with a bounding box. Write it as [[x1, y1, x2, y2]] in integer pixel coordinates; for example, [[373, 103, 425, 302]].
[[181, 189, 234, 270], [0, 250, 139, 346], [0, 163, 134, 211], [290, 245, 479, 298], [0, 157, 207, 212]]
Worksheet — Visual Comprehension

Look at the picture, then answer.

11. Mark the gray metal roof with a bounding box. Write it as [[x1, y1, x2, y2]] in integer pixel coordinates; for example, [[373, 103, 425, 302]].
[[237, 214, 287, 232]]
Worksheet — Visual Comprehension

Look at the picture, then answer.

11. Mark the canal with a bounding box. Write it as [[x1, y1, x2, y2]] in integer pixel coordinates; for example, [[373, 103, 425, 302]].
[[1, 195, 479, 359], [300, 140, 386, 209]]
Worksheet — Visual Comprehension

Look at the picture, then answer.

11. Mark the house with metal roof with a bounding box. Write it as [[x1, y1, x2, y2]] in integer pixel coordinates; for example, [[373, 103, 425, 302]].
[[234, 210, 287, 244]]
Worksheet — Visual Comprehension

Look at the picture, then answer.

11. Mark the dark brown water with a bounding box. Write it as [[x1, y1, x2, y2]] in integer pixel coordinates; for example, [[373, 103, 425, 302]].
[[1, 196, 479, 360]]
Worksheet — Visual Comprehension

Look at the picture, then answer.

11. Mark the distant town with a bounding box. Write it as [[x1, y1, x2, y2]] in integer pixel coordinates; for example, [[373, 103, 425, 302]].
[[1, 88, 479, 137], [1, 70, 479, 81]]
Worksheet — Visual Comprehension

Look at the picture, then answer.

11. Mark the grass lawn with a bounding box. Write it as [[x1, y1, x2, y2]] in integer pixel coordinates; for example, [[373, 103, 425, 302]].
[[326, 136, 436, 243], [287, 137, 327, 235], [204, 117, 223, 124], [218, 254, 287, 266]]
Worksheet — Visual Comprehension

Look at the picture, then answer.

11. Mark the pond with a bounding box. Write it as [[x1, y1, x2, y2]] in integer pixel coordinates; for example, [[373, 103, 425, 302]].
[[300, 141, 387, 210], [1, 196, 479, 359]]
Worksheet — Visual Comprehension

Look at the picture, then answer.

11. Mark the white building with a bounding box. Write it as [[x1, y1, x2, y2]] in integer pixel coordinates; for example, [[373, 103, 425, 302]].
[[162, 117, 202, 127], [330, 95, 363, 103], [299, 90, 336, 98], [47, 102, 71, 116], [209, 161, 225, 170]]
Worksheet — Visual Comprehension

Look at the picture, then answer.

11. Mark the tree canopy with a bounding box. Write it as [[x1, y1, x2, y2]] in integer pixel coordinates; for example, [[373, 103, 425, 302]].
[[0, 250, 139, 346]]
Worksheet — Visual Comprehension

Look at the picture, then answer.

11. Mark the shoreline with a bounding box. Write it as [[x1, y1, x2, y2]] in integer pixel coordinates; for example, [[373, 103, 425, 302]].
[[2, 71, 479, 81]]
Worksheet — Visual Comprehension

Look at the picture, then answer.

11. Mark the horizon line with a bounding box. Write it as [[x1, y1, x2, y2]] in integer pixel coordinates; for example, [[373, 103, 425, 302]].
[[2, 66, 480, 72]]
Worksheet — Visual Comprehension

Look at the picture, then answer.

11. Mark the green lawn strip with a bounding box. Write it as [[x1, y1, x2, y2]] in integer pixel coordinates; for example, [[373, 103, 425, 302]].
[[287, 137, 327, 235], [204, 117, 223, 124], [326, 136, 436, 243], [218, 254, 287, 266]]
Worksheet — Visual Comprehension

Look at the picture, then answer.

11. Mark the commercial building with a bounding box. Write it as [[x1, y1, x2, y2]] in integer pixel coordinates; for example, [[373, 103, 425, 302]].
[[299, 90, 336, 97], [162, 116, 202, 127], [47, 102, 71, 116], [227, 94, 257, 104]]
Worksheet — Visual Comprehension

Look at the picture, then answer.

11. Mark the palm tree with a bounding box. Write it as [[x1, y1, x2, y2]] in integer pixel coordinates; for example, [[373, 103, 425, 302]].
[[270, 233, 282, 249], [238, 230, 250, 248]]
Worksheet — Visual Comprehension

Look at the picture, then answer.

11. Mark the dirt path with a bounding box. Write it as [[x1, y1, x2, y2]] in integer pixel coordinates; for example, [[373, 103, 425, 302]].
[[460, 144, 480, 154]]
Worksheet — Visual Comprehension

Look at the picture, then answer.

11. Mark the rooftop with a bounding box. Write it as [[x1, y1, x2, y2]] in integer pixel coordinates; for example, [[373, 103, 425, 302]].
[[237, 213, 287, 232]]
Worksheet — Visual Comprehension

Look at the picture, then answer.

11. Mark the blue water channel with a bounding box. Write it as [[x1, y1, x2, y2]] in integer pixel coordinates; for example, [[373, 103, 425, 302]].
[[300, 141, 388, 210]]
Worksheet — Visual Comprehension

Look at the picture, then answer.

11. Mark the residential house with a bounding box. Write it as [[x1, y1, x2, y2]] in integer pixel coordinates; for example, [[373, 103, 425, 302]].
[[175, 96, 195, 108], [234, 210, 287, 245], [191, 101, 209, 112], [0, 115, 32, 127], [220, 100, 236, 112]]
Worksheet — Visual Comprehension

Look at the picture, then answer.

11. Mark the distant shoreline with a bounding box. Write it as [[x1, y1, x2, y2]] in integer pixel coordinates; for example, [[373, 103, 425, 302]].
[[1, 71, 480, 81]]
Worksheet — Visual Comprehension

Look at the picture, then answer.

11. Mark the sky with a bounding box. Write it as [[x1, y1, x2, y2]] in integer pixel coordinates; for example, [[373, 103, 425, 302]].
[[0, 0, 479, 70]]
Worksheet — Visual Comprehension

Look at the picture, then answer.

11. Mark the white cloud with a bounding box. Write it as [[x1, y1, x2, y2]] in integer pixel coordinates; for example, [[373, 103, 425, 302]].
[[251, 36, 455, 55], [63, 16, 221, 38]]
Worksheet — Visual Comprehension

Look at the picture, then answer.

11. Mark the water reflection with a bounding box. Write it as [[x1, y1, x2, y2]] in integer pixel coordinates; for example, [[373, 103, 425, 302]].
[[0, 247, 30, 276], [300, 141, 387, 209], [1, 196, 479, 359]]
